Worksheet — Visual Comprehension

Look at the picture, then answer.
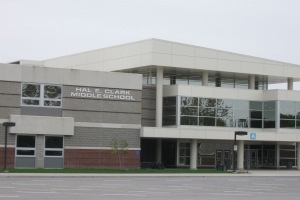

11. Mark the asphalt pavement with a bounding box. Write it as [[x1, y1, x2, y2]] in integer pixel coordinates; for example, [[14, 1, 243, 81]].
[[1, 169, 300, 177]]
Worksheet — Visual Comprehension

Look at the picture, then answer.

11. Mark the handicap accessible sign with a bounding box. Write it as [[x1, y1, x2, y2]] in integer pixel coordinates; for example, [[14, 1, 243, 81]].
[[250, 133, 256, 140]]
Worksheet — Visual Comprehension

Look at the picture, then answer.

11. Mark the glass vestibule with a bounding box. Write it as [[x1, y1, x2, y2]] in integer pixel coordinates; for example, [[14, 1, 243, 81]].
[[244, 144, 276, 169]]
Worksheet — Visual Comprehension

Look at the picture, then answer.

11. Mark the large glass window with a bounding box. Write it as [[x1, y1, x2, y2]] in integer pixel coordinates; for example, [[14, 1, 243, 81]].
[[16, 135, 36, 156], [142, 72, 156, 85], [280, 101, 296, 129], [279, 145, 296, 167], [22, 83, 62, 107], [44, 136, 64, 157], [263, 101, 276, 128], [177, 97, 300, 130]]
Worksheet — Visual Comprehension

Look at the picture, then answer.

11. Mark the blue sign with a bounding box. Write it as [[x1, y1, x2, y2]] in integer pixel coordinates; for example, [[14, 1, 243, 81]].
[[250, 133, 256, 140]]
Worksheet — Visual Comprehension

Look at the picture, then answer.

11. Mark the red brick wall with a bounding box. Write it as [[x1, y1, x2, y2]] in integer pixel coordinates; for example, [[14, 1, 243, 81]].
[[0, 147, 15, 169], [64, 149, 140, 169]]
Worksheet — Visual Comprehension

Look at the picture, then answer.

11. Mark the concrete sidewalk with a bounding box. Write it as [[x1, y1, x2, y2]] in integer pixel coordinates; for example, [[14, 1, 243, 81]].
[[1, 170, 300, 178]]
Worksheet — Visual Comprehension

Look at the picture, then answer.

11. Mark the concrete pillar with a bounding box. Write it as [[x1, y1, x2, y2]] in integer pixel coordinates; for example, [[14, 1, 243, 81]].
[[35, 135, 45, 168], [276, 143, 280, 169], [202, 71, 208, 86], [156, 139, 162, 162], [249, 75, 255, 89], [237, 140, 244, 170], [288, 78, 293, 90], [190, 139, 197, 170], [156, 67, 163, 127], [297, 142, 300, 170]]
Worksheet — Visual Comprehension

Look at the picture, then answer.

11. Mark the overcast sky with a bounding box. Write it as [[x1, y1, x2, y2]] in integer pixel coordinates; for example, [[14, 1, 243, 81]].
[[0, 0, 299, 89]]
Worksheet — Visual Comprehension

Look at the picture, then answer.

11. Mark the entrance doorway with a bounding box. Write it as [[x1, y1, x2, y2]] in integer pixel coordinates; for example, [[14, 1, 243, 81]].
[[250, 150, 258, 169], [244, 144, 276, 169], [215, 150, 231, 169]]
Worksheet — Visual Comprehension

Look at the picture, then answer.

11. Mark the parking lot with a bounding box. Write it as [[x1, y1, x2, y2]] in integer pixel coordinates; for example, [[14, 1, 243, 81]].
[[0, 176, 300, 200]]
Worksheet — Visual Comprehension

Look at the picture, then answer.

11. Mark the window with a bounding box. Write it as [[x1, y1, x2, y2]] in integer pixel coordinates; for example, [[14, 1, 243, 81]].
[[179, 143, 190, 165], [22, 83, 62, 107], [16, 135, 36, 156], [44, 136, 64, 157]]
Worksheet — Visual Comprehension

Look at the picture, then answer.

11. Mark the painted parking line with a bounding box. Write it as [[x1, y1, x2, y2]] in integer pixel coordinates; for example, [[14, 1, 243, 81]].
[[0, 196, 19, 198], [12, 183, 46, 186], [31, 180, 64, 182], [129, 191, 169, 194], [101, 194, 146, 197], [17, 191, 57, 194], [80, 186, 115, 188], [207, 193, 251, 196]]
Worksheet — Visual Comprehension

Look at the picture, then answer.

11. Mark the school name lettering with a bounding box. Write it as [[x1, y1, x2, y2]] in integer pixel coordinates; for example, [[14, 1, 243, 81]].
[[70, 87, 135, 100]]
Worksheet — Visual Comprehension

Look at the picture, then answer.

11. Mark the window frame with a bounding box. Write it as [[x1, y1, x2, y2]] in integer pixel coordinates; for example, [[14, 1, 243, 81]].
[[21, 83, 62, 108], [44, 136, 64, 158], [15, 135, 36, 157]]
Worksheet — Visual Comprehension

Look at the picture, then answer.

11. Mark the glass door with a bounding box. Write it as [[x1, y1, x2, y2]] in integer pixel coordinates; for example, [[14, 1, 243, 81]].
[[244, 150, 249, 169], [216, 150, 223, 167], [250, 150, 258, 168]]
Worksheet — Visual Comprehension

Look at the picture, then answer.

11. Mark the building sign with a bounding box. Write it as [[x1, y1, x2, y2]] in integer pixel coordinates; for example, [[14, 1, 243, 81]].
[[234, 145, 237, 151], [250, 133, 256, 140], [71, 87, 135, 100]]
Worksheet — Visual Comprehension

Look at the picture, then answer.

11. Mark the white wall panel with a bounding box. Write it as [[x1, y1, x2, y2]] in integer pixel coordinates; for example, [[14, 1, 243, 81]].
[[241, 55, 265, 63], [195, 57, 218, 71], [22, 65, 64, 84], [264, 64, 284, 76], [284, 65, 300, 78], [141, 53, 152, 66], [207, 131, 231, 140], [53, 56, 72, 68], [122, 42, 142, 57], [141, 40, 153, 54], [276, 133, 297, 142], [179, 129, 206, 139], [172, 43, 195, 56], [218, 52, 242, 61], [172, 55, 194, 69], [153, 128, 181, 138], [152, 40, 172, 54], [10, 115, 74, 136], [190, 86, 215, 98], [71, 53, 88, 67], [241, 62, 264, 74], [122, 55, 142, 69], [237, 89, 263, 101], [177, 85, 192, 96], [218, 60, 242, 73], [142, 127, 300, 142], [104, 46, 122, 60], [103, 59, 122, 72], [85, 62, 104, 71], [195, 47, 218, 58], [87, 50, 104, 63], [152, 53, 171, 66], [287, 90, 300, 101], [0, 64, 22, 82], [214, 87, 239, 99]]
